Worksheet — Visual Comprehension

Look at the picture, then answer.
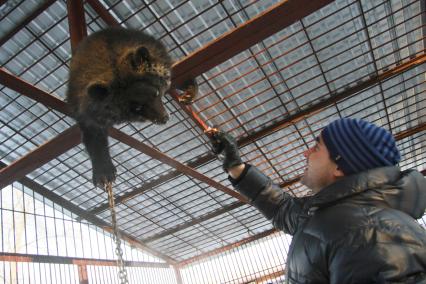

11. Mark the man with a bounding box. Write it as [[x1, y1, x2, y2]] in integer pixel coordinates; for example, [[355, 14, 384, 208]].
[[210, 117, 426, 283]]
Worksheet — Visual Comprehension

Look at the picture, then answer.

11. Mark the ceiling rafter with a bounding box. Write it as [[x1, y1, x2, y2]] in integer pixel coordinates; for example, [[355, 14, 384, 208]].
[[86, 0, 120, 26], [66, 0, 87, 52], [0, 252, 170, 268], [0, 0, 56, 47], [0, 125, 81, 190]]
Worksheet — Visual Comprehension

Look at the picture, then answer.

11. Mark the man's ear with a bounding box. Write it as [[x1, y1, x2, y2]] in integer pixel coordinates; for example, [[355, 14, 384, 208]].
[[333, 166, 345, 178], [87, 82, 109, 100]]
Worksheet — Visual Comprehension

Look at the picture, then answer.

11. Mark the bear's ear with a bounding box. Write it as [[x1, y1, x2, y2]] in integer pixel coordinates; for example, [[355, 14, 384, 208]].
[[131, 46, 150, 69], [87, 82, 109, 100]]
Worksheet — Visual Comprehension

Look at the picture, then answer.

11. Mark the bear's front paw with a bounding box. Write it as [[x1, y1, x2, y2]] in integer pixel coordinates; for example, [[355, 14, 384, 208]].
[[92, 160, 117, 189]]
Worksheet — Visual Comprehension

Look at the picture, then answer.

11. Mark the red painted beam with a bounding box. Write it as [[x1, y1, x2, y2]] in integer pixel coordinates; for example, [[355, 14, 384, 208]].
[[0, 125, 81, 190], [0, 68, 71, 116], [108, 128, 248, 203], [0, 0, 56, 47], [67, 0, 87, 53], [86, 0, 120, 26], [171, 0, 333, 87], [0, 252, 170, 268]]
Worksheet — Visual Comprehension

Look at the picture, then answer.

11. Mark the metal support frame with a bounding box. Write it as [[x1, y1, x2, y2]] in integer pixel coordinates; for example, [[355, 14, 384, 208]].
[[86, 0, 120, 27], [0, 125, 81, 189], [0, 252, 170, 268], [66, 0, 87, 53]]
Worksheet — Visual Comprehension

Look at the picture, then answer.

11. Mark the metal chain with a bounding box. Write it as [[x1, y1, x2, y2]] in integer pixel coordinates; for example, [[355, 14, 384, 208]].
[[106, 182, 129, 284]]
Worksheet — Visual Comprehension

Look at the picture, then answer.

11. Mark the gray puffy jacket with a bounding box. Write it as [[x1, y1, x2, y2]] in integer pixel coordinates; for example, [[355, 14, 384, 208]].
[[232, 165, 426, 283]]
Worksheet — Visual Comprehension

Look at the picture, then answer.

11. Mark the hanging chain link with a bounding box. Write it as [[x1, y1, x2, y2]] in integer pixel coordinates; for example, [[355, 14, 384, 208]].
[[106, 182, 129, 284]]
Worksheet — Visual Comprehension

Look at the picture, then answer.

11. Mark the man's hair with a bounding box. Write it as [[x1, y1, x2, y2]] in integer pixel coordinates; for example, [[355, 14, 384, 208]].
[[321, 118, 401, 175]]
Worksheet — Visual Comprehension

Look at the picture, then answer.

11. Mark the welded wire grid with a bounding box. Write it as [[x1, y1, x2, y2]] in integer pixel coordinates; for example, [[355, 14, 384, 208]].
[[0, 182, 171, 283], [0, 0, 425, 283]]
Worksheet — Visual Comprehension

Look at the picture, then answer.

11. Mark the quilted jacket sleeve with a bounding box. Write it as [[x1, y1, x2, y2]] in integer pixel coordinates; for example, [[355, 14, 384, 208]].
[[231, 165, 307, 235]]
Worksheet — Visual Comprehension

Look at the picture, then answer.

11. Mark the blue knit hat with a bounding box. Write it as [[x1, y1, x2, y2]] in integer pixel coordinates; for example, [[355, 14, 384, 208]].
[[321, 118, 401, 175]]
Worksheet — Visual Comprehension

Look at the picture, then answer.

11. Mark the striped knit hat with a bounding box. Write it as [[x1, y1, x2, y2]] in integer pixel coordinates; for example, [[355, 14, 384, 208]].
[[321, 118, 401, 175]]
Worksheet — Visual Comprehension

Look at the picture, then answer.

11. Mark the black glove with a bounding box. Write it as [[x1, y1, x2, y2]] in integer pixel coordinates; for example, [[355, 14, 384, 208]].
[[210, 130, 243, 171]]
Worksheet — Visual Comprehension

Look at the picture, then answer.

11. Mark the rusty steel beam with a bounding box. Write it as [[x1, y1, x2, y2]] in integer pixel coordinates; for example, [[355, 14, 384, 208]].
[[242, 270, 285, 284], [0, 68, 71, 115], [86, 0, 120, 26], [0, 126, 81, 190], [170, 0, 333, 87], [178, 229, 277, 267], [0, 0, 56, 47], [78, 265, 88, 284], [66, 0, 87, 53], [0, 252, 170, 268], [109, 128, 248, 203], [394, 122, 426, 140]]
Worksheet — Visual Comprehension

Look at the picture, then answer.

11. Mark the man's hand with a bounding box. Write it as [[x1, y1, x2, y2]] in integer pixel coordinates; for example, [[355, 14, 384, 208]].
[[209, 130, 243, 172]]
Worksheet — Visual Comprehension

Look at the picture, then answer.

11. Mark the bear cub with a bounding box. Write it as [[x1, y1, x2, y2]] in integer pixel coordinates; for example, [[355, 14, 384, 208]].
[[66, 27, 172, 188]]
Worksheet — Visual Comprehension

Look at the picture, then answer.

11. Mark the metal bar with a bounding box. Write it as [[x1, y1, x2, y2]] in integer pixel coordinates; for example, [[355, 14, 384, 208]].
[[86, 0, 120, 26], [0, 126, 81, 190], [0, 68, 71, 116], [242, 270, 285, 284], [170, 0, 333, 87], [108, 128, 248, 203], [0, 252, 170, 268], [78, 265, 88, 284], [0, 0, 56, 47], [66, 0, 87, 53], [178, 229, 276, 267], [173, 266, 183, 284]]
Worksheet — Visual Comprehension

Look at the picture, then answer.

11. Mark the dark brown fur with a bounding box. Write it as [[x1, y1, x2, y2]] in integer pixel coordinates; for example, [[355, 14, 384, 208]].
[[66, 27, 172, 187]]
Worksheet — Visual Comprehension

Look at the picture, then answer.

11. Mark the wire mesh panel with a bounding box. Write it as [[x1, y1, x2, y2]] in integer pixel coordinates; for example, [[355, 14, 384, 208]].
[[179, 231, 291, 284], [87, 265, 177, 284], [0, 262, 79, 284]]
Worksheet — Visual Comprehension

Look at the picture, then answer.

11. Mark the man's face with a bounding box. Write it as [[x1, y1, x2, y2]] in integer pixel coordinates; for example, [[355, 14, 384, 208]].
[[300, 135, 341, 194]]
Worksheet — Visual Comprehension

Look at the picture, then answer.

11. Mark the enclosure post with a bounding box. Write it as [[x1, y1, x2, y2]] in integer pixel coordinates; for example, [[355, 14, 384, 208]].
[[174, 266, 183, 284], [78, 264, 89, 284]]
